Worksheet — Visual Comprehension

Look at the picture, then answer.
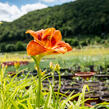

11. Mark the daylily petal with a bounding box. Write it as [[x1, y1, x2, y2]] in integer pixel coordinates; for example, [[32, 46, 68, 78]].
[[53, 47, 67, 54], [42, 47, 67, 55], [42, 28, 55, 40], [55, 41, 72, 52], [26, 30, 43, 45], [42, 29, 62, 48], [51, 30, 62, 47], [40, 28, 56, 48], [27, 40, 47, 56]]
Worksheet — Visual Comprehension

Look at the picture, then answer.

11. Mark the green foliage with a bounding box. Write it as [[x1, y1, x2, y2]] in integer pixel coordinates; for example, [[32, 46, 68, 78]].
[[0, 65, 108, 109]]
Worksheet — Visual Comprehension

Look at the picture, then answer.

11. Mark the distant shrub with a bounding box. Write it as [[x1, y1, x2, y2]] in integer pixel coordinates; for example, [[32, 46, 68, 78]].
[[16, 41, 25, 51], [71, 39, 79, 47], [80, 40, 88, 46], [6, 44, 16, 52], [0, 43, 6, 52]]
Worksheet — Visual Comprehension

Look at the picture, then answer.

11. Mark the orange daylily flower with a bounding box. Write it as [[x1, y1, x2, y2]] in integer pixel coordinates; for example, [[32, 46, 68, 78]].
[[26, 28, 72, 56]]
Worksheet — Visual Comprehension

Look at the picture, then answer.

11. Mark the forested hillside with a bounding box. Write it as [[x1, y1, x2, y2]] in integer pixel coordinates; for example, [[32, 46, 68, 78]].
[[0, 0, 109, 52]]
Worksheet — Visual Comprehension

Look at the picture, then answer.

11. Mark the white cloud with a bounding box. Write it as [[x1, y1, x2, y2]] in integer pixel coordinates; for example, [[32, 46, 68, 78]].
[[58, 0, 75, 3], [42, 0, 75, 3], [21, 3, 47, 14], [42, 0, 55, 3], [0, 2, 47, 22], [0, 2, 21, 21]]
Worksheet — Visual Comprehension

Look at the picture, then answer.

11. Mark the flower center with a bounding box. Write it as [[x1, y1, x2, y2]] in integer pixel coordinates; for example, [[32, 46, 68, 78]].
[[47, 35, 52, 40]]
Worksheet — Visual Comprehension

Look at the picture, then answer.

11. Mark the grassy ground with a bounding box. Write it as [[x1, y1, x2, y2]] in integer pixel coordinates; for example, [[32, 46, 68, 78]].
[[1, 47, 109, 73]]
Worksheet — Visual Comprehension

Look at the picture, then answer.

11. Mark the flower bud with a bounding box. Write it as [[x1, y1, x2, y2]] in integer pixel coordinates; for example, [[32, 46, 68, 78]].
[[41, 70, 46, 76], [5, 65, 8, 69], [49, 62, 53, 70], [54, 64, 60, 71], [14, 62, 20, 69]]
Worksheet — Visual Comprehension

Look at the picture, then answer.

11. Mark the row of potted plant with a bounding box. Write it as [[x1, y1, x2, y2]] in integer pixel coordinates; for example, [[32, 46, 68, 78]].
[[1, 61, 29, 66]]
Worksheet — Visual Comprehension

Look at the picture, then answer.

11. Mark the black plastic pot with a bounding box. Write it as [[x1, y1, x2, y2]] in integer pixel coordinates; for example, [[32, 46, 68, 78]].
[[60, 68, 72, 72], [82, 81, 100, 87], [61, 84, 81, 95], [31, 70, 37, 76], [100, 95, 109, 102], [85, 97, 102, 105], [25, 86, 30, 90], [85, 91, 101, 98], [52, 74, 74, 80], [89, 65, 95, 72], [101, 90, 109, 96], [95, 75, 109, 81]]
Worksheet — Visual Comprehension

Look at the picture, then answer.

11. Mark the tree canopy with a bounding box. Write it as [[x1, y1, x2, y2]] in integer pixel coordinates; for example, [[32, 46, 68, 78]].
[[0, 0, 109, 51]]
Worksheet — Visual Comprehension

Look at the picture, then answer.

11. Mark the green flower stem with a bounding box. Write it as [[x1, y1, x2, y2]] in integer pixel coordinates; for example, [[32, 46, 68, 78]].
[[52, 72, 55, 87], [56, 70, 61, 108], [32, 56, 42, 108], [51, 70, 55, 88], [58, 71, 61, 93]]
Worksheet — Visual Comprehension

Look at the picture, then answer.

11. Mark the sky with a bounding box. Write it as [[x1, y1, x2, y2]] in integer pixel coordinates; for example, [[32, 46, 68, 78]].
[[0, 0, 74, 22]]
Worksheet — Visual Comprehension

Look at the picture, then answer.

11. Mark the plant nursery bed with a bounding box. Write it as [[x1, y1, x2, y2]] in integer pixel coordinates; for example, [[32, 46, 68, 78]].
[[2, 61, 29, 66]]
